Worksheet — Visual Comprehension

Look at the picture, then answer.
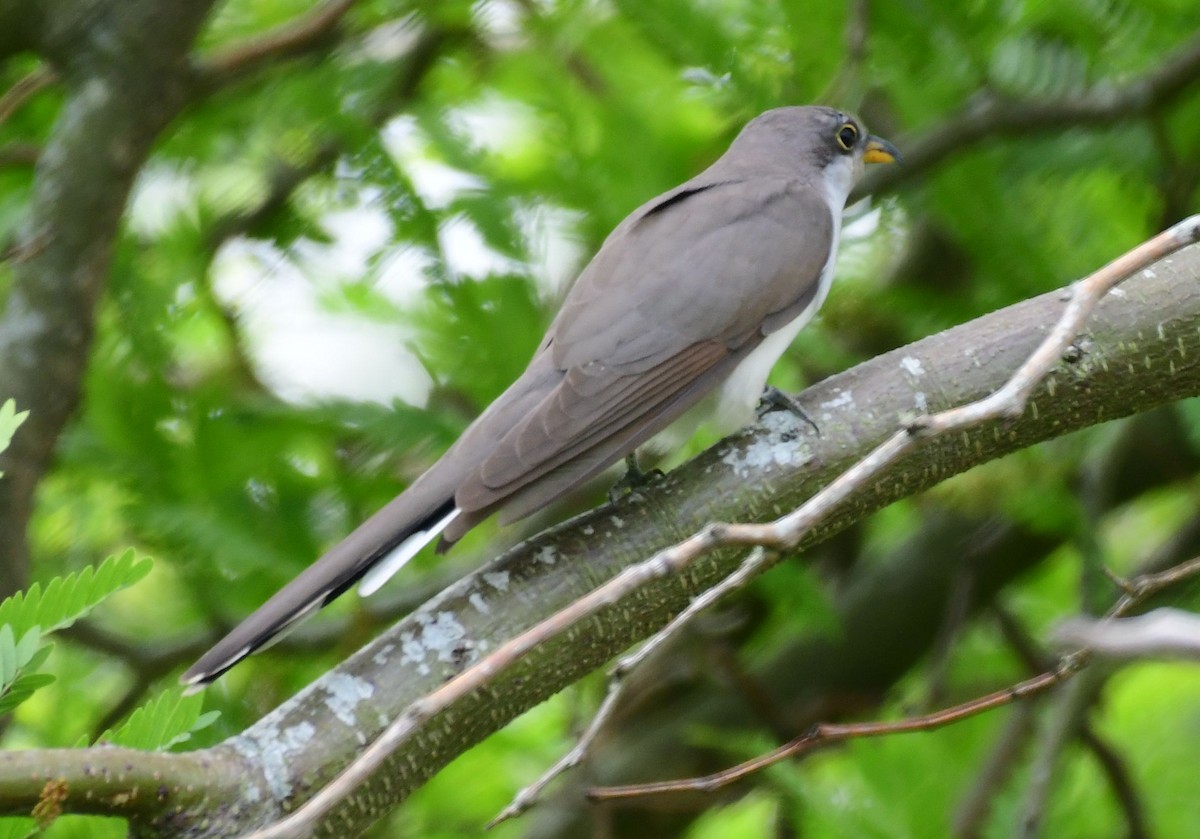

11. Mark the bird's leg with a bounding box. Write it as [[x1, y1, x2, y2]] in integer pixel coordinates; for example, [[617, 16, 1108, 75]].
[[756, 385, 820, 436], [608, 451, 665, 503]]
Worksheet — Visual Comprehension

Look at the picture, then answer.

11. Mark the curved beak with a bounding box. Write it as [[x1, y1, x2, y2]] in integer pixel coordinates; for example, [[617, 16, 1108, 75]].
[[864, 135, 902, 165]]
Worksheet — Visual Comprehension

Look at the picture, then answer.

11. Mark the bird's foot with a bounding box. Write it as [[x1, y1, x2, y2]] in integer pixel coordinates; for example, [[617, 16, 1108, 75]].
[[608, 452, 664, 503], [756, 385, 820, 436]]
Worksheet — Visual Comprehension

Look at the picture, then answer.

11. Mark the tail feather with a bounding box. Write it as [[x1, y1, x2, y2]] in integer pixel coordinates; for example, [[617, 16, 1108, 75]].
[[358, 507, 460, 596], [181, 498, 458, 688]]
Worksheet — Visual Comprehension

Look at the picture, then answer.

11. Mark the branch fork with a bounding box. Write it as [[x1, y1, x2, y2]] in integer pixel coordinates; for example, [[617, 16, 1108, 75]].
[[243, 216, 1200, 838]]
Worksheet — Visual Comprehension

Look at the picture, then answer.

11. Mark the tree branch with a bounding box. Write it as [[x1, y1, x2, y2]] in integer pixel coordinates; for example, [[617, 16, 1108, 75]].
[[1, 230, 1190, 836], [0, 0, 219, 598], [190, 0, 358, 93], [590, 555, 1200, 802], [0, 67, 56, 128], [855, 32, 1200, 198], [3, 208, 1200, 834], [490, 216, 1200, 824]]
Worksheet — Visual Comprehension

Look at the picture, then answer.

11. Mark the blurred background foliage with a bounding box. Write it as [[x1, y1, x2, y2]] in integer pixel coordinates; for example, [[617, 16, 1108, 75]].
[[2, 0, 1200, 837]]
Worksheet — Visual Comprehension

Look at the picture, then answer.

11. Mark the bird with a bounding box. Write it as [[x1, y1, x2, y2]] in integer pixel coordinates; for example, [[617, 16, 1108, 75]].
[[182, 105, 900, 687]]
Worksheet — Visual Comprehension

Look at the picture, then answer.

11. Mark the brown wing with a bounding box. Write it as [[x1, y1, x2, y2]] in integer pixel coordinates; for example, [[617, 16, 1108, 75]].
[[449, 177, 833, 527]]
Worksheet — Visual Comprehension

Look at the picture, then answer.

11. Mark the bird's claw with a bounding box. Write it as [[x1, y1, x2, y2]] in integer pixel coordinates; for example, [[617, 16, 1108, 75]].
[[756, 385, 820, 435], [608, 452, 664, 503]]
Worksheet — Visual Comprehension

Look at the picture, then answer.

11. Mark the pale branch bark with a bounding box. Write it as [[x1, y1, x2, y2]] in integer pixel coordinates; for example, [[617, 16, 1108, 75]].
[[516, 405, 1200, 839], [0, 0, 218, 598], [855, 32, 1200, 199], [3, 239, 1197, 837], [489, 217, 1200, 824], [246, 221, 1200, 836]]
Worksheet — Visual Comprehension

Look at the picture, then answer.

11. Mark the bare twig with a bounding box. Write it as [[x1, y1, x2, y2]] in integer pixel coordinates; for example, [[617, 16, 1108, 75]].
[[995, 602, 1148, 839], [0, 141, 40, 168], [490, 545, 778, 826], [1077, 726, 1149, 839], [192, 0, 358, 89], [494, 214, 1200, 819], [243, 216, 1200, 837], [592, 662, 1079, 800], [590, 551, 1200, 802]]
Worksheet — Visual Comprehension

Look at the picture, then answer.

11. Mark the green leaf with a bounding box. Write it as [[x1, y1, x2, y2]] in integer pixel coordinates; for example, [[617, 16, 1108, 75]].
[[14, 626, 41, 665], [99, 686, 218, 751], [0, 628, 55, 715], [0, 672, 56, 715], [0, 817, 36, 839], [0, 625, 15, 688], [0, 400, 29, 478], [0, 550, 153, 639]]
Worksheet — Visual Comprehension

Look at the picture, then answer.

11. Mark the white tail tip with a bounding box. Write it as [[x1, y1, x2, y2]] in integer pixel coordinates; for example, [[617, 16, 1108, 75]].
[[358, 507, 461, 596]]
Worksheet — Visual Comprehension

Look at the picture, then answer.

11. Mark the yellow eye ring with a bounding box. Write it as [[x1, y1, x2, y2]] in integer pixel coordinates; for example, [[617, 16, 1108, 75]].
[[836, 123, 858, 152]]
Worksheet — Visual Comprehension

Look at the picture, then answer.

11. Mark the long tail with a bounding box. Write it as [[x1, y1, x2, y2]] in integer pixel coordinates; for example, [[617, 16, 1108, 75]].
[[180, 497, 458, 688]]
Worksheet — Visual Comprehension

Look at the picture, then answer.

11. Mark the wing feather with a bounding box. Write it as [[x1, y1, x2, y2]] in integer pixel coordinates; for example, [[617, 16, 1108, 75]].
[[455, 177, 834, 521]]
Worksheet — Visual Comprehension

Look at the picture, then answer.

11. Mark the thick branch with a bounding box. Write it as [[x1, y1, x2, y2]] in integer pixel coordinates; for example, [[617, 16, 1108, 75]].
[[0, 0, 217, 597], [1, 241, 1192, 836], [232, 239, 1200, 838]]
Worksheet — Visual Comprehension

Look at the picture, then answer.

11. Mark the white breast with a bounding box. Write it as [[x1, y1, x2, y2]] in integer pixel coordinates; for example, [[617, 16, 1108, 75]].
[[712, 161, 854, 432], [650, 161, 855, 448], [711, 221, 840, 431]]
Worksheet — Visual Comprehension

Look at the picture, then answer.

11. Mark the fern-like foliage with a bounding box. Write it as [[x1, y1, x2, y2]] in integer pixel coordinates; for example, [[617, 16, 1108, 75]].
[[98, 686, 219, 751], [0, 399, 29, 479], [0, 550, 153, 716], [0, 550, 152, 638]]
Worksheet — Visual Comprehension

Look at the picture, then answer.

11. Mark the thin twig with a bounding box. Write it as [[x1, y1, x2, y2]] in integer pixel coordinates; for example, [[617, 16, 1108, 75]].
[[997, 587, 1152, 838], [503, 216, 1199, 815], [590, 551, 1200, 801], [0, 67, 57, 128], [243, 216, 1200, 837], [592, 662, 1079, 800], [491, 547, 777, 825], [193, 0, 358, 89], [855, 33, 1200, 199]]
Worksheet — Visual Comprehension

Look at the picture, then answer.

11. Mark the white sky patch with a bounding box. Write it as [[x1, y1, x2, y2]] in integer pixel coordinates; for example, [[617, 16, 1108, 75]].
[[518, 203, 586, 296], [355, 16, 423, 63], [381, 116, 486, 210], [474, 0, 523, 44], [212, 240, 433, 406], [439, 214, 522, 279], [128, 166, 195, 236]]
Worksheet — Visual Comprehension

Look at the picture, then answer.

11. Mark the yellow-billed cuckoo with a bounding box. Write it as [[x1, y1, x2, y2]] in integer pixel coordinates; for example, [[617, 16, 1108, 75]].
[[182, 105, 900, 686]]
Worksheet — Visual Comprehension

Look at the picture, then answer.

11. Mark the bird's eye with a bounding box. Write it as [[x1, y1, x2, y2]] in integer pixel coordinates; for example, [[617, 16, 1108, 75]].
[[836, 122, 858, 152]]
